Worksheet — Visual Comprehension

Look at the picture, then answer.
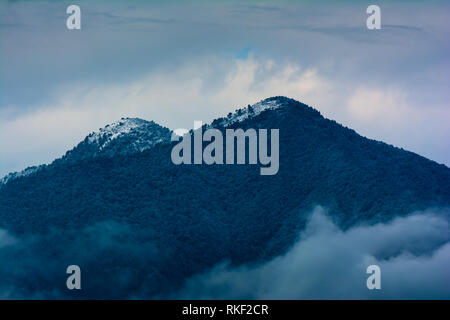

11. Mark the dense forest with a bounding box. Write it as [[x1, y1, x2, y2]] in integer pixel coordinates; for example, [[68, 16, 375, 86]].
[[0, 97, 449, 298]]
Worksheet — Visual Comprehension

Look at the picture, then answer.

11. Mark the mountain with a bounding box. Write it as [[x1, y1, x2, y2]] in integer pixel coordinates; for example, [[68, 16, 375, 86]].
[[0, 96, 449, 298], [0, 164, 45, 185], [59, 117, 172, 163], [0, 117, 172, 184]]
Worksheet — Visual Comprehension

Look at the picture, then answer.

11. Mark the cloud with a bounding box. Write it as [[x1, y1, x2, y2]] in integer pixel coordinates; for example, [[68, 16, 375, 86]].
[[344, 86, 450, 165], [0, 207, 449, 299], [0, 220, 163, 299], [347, 87, 409, 123], [173, 207, 450, 299]]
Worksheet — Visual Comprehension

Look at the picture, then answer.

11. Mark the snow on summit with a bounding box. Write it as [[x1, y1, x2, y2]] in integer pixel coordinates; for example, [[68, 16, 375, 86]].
[[1, 97, 293, 185], [60, 117, 173, 163], [87, 118, 154, 150], [1, 118, 172, 185], [211, 97, 286, 128]]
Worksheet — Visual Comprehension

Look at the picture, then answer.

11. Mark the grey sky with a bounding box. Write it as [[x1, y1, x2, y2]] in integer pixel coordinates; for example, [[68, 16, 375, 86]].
[[1, 0, 449, 176]]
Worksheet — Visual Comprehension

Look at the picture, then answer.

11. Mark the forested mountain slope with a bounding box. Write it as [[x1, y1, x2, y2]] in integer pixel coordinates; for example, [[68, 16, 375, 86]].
[[0, 97, 448, 298]]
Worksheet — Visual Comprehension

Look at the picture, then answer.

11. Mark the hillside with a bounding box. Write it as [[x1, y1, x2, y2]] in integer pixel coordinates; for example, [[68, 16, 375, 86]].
[[0, 96, 449, 298]]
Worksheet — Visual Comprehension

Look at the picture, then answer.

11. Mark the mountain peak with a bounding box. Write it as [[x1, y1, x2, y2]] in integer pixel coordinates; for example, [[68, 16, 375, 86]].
[[0, 97, 321, 185], [210, 96, 317, 127], [60, 117, 172, 163], [0, 165, 45, 185], [1, 118, 172, 185], [210, 97, 284, 127], [2, 96, 450, 299]]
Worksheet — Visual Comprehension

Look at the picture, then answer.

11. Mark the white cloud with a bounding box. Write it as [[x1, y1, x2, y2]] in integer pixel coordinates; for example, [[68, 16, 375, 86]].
[[343, 86, 450, 165], [347, 87, 409, 124]]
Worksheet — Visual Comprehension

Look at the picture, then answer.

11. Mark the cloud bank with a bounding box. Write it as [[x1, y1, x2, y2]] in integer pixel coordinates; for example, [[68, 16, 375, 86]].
[[0, 207, 448, 299], [174, 207, 450, 299], [0, 221, 164, 299]]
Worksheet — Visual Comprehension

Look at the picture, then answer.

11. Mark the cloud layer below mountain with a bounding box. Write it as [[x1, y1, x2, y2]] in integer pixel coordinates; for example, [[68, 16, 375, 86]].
[[173, 207, 450, 299], [0, 207, 448, 299]]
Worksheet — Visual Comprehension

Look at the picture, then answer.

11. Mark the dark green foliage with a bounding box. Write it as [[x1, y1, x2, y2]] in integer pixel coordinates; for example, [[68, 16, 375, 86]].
[[0, 97, 449, 298]]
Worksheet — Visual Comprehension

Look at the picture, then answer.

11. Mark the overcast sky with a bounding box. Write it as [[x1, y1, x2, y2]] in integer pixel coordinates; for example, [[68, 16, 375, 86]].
[[1, 0, 449, 176]]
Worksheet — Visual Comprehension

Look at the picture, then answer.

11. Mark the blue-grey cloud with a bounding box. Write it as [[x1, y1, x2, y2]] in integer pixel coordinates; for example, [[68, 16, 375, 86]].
[[173, 207, 450, 299], [0, 220, 164, 299], [0, 207, 449, 299]]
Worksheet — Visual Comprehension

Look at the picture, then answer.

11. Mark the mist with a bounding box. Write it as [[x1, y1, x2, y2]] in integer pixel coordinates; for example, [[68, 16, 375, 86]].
[[173, 207, 450, 299], [0, 207, 449, 299]]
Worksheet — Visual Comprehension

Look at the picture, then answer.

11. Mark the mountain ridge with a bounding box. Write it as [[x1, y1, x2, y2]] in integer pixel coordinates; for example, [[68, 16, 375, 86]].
[[0, 96, 449, 298], [3, 96, 446, 185], [2, 96, 449, 230], [58, 117, 172, 164], [0, 97, 289, 184]]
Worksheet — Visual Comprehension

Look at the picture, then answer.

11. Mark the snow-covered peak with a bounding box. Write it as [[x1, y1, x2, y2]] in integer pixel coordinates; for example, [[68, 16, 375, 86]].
[[1, 97, 297, 185], [1, 118, 172, 185], [211, 97, 286, 128], [60, 117, 172, 163], [87, 118, 151, 150]]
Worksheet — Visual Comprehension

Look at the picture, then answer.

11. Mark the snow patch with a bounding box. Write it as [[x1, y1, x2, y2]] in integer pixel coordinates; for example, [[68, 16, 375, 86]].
[[212, 98, 284, 128], [87, 118, 149, 150]]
